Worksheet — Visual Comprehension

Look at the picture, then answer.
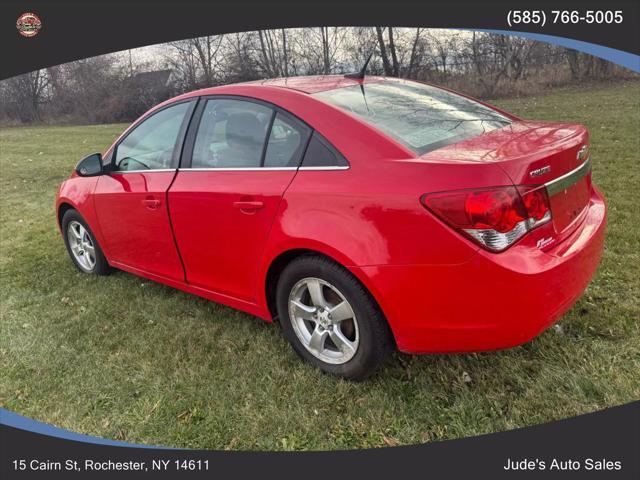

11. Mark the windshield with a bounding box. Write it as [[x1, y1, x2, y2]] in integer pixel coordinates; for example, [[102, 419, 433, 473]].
[[314, 81, 511, 155]]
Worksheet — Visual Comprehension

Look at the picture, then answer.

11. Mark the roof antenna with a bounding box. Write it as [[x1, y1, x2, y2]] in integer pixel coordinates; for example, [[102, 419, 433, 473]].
[[345, 51, 373, 79]]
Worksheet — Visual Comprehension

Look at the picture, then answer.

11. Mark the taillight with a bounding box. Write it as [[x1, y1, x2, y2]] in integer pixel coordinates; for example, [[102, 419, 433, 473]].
[[421, 186, 551, 252]]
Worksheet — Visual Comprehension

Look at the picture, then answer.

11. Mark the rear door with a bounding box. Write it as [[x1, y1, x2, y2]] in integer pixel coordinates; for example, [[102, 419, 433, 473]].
[[168, 97, 311, 301], [94, 100, 195, 281]]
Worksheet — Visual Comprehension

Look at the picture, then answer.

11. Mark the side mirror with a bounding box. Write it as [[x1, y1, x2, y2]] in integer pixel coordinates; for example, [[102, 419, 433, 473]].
[[75, 153, 103, 177]]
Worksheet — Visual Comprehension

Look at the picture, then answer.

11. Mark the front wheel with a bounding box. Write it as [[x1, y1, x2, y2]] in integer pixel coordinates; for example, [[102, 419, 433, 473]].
[[62, 209, 111, 275], [276, 256, 394, 380]]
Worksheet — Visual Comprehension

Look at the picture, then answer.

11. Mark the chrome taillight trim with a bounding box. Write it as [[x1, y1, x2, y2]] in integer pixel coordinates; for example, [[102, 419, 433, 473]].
[[525, 211, 552, 230], [465, 221, 529, 252], [464, 211, 551, 252], [545, 157, 591, 196]]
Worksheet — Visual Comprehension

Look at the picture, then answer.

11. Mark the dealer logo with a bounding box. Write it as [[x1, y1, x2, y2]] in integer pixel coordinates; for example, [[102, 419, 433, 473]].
[[16, 12, 42, 38]]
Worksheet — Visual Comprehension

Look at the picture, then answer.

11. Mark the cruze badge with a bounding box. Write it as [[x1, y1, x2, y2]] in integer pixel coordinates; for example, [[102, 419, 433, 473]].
[[530, 165, 551, 178]]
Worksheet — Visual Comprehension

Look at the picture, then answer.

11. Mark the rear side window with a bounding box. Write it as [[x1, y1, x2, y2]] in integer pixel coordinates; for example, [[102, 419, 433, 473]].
[[301, 132, 348, 168], [192, 99, 272, 168], [314, 81, 511, 155], [264, 112, 311, 167]]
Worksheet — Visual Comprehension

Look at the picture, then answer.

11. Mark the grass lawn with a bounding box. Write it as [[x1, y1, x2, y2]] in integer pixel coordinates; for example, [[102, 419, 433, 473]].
[[1, 81, 639, 450]]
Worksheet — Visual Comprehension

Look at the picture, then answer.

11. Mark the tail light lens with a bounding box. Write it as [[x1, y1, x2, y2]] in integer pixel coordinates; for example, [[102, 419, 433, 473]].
[[421, 185, 551, 252]]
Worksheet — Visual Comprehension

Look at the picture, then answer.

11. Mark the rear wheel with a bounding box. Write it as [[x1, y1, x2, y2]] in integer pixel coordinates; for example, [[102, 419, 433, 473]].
[[62, 209, 111, 275], [276, 255, 393, 380]]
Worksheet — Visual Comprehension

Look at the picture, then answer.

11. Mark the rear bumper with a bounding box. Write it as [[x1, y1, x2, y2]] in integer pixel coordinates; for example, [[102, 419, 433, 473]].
[[353, 187, 607, 354]]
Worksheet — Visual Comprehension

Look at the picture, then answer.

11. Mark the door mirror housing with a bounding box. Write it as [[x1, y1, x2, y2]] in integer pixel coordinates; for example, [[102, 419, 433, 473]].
[[75, 153, 103, 177]]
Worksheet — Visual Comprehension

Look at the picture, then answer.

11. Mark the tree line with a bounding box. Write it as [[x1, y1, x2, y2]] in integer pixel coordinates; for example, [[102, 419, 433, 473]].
[[0, 27, 635, 125]]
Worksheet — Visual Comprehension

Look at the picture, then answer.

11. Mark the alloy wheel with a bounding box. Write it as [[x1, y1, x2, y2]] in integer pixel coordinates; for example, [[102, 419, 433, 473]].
[[67, 220, 96, 271], [288, 277, 359, 364]]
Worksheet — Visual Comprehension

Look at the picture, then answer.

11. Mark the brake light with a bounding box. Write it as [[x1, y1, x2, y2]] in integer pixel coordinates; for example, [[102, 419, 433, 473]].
[[421, 186, 551, 252], [519, 186, 549, 221]]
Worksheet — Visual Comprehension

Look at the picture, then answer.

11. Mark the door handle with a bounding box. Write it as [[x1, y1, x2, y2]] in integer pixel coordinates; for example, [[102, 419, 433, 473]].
[[233, 200, 264, 213], [143, 197, 161, 210]]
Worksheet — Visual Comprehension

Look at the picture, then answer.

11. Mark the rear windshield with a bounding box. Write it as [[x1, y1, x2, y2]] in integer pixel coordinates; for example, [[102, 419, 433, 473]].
[[314, 81, 511, 155]]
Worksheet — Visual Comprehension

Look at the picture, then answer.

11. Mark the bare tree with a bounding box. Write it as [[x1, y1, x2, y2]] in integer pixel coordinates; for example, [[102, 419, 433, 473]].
[[192, 36, 224, 86], [257, 29, 285, 77], [222, 32, 262, 83], [406, 28, 425, 78], [376, 27, 393, 76], [166, 40, 200, 90], [375, 27, 401, 77], [64, 56, 123, 123], [565, 50, 613, 81], [292, 27, 348, 75], [344, 27, 380, 74], [387, 27, 400, 76], [281, 29, 289, 77], [431, 32, 451, 76], [3, 70, 49, 122], [166, 35, 224, 89]]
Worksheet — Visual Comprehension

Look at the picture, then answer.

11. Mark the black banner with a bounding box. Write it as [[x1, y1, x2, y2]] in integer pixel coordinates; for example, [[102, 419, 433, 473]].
[[1, 0, 639, 79], [2, 402, 639, 479]]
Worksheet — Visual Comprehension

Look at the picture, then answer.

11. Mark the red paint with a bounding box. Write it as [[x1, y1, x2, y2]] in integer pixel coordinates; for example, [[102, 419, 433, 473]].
[[168, 170, 297, 301], [94, 172, 185, 281], [56, 76, 607, 354]]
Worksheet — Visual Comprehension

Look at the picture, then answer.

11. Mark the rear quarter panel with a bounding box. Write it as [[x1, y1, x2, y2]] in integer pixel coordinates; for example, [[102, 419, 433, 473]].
[[258, 159, 517, 310]]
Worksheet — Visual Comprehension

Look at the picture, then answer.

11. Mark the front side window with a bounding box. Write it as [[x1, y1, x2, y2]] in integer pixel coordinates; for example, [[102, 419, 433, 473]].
[[314, 81, 511, 155], [114, 102, 191, 171], [192, 99, 273, 168]]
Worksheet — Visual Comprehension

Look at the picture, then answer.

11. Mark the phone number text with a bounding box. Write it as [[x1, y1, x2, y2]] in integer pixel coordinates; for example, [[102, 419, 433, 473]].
[[507, 10, 623, 28]]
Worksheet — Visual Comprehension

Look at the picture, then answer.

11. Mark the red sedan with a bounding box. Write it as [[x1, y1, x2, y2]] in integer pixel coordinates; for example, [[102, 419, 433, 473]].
[[56, 76, 606, 379]]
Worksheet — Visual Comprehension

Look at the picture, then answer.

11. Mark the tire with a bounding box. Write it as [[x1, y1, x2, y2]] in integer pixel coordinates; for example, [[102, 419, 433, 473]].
[[276, 255, 394, 380], [61, 209, 111, 275]]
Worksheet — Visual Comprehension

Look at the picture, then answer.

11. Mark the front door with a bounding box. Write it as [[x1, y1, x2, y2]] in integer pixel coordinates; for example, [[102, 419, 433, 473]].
[[94, 100, 194, 281], [168, 98, 311, 301]]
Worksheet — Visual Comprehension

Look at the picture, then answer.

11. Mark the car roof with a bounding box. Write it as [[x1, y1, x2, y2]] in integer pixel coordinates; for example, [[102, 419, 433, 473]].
[[185, 75, 390, 96], [240, 75, 390, 93]]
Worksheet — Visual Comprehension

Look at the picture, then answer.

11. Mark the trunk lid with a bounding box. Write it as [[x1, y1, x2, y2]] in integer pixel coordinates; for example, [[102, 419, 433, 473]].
[[420, 121, 592, 237]]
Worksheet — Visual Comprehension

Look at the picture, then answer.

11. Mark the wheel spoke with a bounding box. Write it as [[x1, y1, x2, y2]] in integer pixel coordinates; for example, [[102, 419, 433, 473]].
[[70, 225, 82, 240], [306, 278, 326, 308], [328, 301, 353, 324], [291, 300, 316, 321], [308, 326, 328, 355], [83, 243, 95, 255], [329, 327, 356, 356]]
